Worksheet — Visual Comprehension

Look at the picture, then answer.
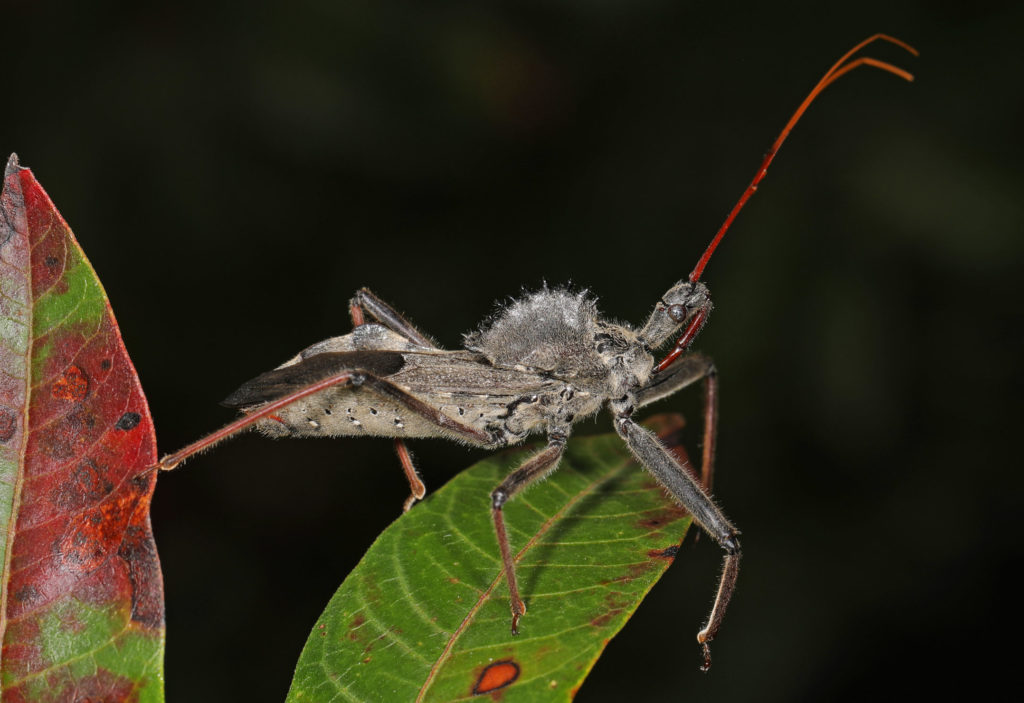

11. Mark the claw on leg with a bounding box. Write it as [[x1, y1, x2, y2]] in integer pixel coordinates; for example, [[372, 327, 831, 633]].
[[700, 643, 712, 672], [510, 598, 526, 635]]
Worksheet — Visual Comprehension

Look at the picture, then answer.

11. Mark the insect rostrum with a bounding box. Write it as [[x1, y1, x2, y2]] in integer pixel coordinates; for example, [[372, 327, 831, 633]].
[[156, 34, 916, 671]]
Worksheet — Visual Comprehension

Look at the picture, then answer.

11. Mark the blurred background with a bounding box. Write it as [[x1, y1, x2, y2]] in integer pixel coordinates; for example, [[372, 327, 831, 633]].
[[2, 1, 1021, 701]]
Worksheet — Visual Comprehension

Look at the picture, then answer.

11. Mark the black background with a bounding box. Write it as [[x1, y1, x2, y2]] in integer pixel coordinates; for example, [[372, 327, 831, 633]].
[[2, 2, 1021, 701]]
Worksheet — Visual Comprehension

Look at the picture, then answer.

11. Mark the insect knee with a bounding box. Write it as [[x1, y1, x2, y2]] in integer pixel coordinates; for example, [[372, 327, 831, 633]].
[[491, 488, 509, 510]]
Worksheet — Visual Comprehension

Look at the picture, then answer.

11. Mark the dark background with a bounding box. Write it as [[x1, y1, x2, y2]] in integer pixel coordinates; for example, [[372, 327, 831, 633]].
[[3, 2, 1021, 701]]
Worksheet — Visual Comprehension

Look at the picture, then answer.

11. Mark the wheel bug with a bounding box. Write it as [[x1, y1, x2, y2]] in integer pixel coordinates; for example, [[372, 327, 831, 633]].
[[156, 35, 916, 669]]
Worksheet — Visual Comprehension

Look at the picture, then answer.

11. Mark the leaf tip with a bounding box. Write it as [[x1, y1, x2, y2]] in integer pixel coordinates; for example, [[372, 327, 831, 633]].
[[5, 152, 20, 177]]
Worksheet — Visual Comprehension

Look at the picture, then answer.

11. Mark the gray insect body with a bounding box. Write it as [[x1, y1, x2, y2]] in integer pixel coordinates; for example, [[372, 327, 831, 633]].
[[160, 36, 917, 670], [228, 289, 649, 449], [200, 281, 733, 668]]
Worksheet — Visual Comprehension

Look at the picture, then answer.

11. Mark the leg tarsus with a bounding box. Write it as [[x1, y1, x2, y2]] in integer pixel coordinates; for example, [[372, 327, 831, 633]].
[[696, 546, 741, 671]]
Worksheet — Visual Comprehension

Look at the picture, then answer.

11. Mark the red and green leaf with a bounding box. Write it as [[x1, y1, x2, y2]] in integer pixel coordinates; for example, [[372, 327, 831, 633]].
[[0, 155, 164, 702]]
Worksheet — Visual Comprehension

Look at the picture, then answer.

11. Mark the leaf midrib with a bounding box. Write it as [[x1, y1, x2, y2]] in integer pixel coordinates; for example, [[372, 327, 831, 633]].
[[0, 164, 32, 668]]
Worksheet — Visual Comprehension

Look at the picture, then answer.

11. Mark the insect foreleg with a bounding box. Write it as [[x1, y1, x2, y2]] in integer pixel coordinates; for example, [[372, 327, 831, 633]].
[[349, 287, 437, 348], [614, 415, 739, 670], [490, 432, 569, 634], [637, 353, 719, 491]]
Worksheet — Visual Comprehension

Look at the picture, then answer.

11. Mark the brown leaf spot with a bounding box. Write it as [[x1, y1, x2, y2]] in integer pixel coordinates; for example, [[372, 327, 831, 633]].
[[51, 459, 114, 512], [635, 505, 687, 531], [48, 668, 139, 703], [51, 365, 88, 401], [13, 585, 40, 606], [0, 406, 17, 442], [472, 660, 520, 696], [57, 486, 142, 573], [590, 610, 622, 627], [116, 411, 142, 430], [649, 544, 680, 560], [119, 512, 165, 629]]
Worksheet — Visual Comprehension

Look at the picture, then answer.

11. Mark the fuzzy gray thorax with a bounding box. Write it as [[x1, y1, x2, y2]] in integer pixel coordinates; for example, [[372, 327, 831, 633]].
[[464, 288, 654, 399]]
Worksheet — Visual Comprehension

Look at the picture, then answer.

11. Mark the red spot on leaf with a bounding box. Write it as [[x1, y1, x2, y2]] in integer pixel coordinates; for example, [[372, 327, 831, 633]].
[[472, 660, 520, 696], [51, 364, 88, 401]]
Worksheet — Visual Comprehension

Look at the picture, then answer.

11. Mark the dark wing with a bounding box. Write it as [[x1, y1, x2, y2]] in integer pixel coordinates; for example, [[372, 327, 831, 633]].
[[221, 350, 407, 407]]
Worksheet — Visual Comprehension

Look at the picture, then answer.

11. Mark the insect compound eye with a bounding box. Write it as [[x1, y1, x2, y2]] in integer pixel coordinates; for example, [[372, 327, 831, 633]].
[[667, 304, 688, 322]]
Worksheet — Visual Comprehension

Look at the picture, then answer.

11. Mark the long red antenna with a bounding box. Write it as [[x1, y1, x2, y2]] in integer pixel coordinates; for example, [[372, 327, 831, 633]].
[[687, 34, 918, 283]]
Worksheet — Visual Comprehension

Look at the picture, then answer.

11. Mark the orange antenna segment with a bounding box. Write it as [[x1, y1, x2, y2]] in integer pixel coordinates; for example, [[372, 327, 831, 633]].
[[687, 34, 918, 283]]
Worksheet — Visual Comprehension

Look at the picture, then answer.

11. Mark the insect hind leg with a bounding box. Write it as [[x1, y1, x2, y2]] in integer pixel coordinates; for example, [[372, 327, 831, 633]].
[[156, 368, 493, 471]]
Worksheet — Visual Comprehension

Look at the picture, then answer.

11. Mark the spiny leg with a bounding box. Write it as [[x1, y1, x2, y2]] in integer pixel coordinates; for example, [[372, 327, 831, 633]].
[[349, 287, 437, 348], [614, 414, 739, 670], [490, 433, 568, 634], [393, 439, 426, 512]]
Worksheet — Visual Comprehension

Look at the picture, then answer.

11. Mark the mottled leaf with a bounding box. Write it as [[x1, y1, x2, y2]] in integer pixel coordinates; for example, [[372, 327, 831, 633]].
[[288, 414, 694, 702], [0, 155, 163, 702]]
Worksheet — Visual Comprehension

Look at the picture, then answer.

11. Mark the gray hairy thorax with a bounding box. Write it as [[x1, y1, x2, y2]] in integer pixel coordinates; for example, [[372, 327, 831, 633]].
[[464, 289, 655, 401]]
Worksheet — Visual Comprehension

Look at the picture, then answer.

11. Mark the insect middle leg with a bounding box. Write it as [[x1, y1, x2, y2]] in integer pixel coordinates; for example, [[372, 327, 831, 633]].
[[490, 432, 568, 634]]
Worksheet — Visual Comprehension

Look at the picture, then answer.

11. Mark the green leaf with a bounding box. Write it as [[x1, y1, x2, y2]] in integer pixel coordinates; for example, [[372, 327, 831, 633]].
[[0, 155, 164, 701], [288, 414, 694, 702]]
